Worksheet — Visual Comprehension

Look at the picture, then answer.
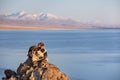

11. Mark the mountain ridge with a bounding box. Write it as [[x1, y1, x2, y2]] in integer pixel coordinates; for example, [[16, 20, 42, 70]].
[[0, 11, 119, 30]]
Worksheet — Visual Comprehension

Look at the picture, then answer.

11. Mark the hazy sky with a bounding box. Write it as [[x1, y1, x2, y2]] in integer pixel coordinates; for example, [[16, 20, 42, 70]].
[[0, 0, 120, 25]]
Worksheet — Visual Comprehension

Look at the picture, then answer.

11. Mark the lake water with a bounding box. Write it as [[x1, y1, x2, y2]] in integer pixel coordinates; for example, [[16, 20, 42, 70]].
[[0, 30, 120, 80]]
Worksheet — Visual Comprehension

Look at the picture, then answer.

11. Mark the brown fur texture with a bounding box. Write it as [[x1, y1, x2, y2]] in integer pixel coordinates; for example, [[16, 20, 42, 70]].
[[2, 42, 70, 80]]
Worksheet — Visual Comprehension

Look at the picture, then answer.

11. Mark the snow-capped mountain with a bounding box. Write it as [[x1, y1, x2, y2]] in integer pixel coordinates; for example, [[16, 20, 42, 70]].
[[0, 11, 89, 29], [0, 11, 119, 30], [3, 11, 66, 21]]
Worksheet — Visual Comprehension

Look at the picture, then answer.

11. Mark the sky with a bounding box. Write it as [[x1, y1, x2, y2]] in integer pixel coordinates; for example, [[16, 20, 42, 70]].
[[0, 0, 120, 25]]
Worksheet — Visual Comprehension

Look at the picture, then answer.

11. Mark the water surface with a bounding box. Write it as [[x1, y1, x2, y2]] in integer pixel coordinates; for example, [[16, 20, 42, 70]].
[[0, 30, 120, 80]]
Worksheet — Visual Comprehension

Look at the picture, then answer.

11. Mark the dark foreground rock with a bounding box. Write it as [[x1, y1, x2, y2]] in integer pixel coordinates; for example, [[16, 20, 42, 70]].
[[2, 42, 70, 80]]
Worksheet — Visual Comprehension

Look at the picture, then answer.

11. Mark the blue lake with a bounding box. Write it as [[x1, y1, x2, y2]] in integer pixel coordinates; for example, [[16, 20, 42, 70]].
[[0, 30, 120, 80]]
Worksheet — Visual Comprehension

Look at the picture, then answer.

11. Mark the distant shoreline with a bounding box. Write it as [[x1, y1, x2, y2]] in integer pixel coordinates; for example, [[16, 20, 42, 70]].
[[0, 24, 120, 30], [0, 25, 66, 30]]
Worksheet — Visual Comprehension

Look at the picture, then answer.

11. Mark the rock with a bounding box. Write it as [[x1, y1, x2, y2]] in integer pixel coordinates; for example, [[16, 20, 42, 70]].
[[2, 42, 70, 80], [27, 63, 70, 80], [41, 63, 70, 80]]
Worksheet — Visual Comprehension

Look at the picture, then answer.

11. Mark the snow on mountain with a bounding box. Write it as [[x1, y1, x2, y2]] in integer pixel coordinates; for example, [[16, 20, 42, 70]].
[[3, 11, 66, 21], [0, 11, 120, 30], [0, 11, 89, 29]]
